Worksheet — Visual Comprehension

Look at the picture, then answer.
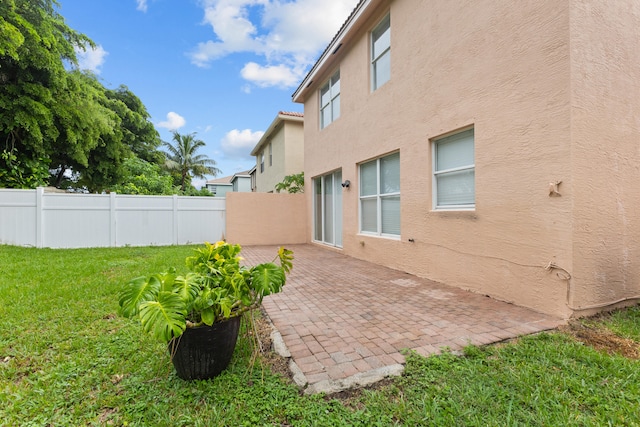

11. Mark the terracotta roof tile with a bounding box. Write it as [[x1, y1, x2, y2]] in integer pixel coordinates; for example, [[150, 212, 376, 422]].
[[278, 111, 304, 118]]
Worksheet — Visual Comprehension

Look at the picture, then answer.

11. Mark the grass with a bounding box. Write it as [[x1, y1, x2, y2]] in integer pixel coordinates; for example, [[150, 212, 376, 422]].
[[1, 245, 639, 426]]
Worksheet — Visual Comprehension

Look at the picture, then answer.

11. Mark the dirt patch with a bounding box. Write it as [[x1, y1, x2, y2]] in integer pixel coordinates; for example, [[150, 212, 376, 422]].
[[560, 320, 639, 359], [248, 312, 294, 383], [326, 378, 397, 407], [97, 407, 119, 425]]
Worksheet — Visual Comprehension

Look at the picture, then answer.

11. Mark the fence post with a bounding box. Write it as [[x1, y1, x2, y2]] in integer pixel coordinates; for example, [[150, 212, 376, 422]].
[[36, 187, 44, 248], [110, 192, 117, 247], [173, 194, 179, 245]]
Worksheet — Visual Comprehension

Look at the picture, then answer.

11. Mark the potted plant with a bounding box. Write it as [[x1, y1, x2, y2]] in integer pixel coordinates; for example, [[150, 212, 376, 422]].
[[118, 241, 293, 380]]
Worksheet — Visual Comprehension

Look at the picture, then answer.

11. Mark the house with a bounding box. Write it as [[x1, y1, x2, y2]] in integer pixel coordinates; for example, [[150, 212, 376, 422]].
[[249, 166, 256, 192], [205, 176, 233, 197], [292, 0, 640, 318], [206, 170, 253, 196], [230, 170, 252, 193], [250, 111, 304, 193]]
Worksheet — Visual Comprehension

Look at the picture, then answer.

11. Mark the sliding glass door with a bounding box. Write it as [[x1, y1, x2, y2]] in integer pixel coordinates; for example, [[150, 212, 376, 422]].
[[313, 170, 342, 247]]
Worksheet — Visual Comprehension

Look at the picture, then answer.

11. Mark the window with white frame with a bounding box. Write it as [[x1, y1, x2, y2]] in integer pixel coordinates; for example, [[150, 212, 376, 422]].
[[268, 142, 272, 166], [371, 14, 390, 91], [433, 128, 475, 209], [260, 151, 265, 173], [359, 152, 400, 236], [320, 70, 340, 129]]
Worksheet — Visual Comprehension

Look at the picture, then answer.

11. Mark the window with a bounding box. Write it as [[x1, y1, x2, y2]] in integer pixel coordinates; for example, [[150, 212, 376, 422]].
[[433, 128, 475, 210], [260, 152, 264, 173], [268, 142, 272, 166], [359, 152, 400, 236], [320, 70, 340, 129], [371, 14, 390, 91]]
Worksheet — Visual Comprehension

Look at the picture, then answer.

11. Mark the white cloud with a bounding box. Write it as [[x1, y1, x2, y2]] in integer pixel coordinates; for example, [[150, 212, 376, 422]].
[[220, 129, 264, 159], [136, 0, 148, 12], [75, 44, 108, 74], [261, 0, 354, 57], [190, 0, 359, 88], [240, 62, 304, 88], [157, 112, 186, 130]]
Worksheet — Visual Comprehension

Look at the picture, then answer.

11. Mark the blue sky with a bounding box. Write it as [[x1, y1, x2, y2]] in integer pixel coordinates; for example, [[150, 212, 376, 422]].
[[56, 0, 358, 187]]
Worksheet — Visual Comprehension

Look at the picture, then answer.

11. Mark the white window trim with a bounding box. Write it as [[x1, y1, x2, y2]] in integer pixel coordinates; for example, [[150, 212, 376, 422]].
[[432, 127, 475, 211], [359, 152, 400, 239], [371, 13, 391, 92], [268, 142, 272, 166], [320, 70, 340, 129]]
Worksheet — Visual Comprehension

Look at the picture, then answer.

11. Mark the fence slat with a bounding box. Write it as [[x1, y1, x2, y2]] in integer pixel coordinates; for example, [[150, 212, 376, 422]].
[[0, 188, 226, 248]]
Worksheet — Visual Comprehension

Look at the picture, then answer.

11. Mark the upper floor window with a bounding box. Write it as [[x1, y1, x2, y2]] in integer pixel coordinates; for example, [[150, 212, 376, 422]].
[[260, 151, 265, 173], [433, 128, 475, 210], [360, 151, 400, 236], [320, 70, 340, 129], [371, 14, 390, 91], [268, 142, 272, 166]]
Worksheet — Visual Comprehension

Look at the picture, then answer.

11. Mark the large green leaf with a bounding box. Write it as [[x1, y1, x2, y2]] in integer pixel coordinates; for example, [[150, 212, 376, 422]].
[[200, 306, 215, 326], [156, 269, 176, 292], [172, 272, 200, 304], [118, 275, 161, 318], [139, 292, 187, 343], [251, 263, 286, 298]]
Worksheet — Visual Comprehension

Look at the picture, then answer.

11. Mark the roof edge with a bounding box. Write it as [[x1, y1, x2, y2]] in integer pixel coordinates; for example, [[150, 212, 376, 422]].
[[250, 111, 304, 156], [292, 0, 373, 103]]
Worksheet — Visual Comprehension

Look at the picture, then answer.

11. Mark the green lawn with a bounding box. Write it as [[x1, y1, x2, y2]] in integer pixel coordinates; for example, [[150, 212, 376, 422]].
[[1, 245, 639, 426]]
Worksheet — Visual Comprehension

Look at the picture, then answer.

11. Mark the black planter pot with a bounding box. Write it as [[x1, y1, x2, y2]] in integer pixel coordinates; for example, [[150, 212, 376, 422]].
[[168, 316, 241, 380]]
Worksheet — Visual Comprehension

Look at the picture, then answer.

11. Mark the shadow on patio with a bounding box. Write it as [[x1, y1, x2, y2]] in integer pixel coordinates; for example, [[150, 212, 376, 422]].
[[242, 244, 565, 394]]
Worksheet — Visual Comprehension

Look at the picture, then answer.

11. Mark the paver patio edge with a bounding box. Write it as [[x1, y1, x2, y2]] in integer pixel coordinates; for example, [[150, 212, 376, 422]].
[[304, 364, 405, 395]]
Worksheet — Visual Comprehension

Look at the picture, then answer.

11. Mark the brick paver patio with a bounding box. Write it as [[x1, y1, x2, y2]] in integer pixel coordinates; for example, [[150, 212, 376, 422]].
[[242, 244, 564, 393]]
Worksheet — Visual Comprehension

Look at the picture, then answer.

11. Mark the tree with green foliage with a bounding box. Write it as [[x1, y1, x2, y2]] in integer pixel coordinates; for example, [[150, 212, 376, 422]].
[[0, 148, 50, 188], [0, 0, 92, 188], [105, 85, 163, 165], [275, 172, 304, 193], [110, 157, 175, 195], [0, 0, 164, 192], [48, 70, 126, 191], [163, 131, 221, 191]]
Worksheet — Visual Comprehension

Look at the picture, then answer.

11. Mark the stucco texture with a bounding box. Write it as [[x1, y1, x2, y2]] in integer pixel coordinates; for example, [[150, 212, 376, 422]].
[[226, 193, 307, 246], [298, 0, 640, 318], [254, 118, 304, 193]]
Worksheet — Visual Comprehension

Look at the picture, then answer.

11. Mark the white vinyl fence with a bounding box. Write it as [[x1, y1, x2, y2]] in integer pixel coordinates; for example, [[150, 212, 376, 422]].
[[0, 188, 226, 248]]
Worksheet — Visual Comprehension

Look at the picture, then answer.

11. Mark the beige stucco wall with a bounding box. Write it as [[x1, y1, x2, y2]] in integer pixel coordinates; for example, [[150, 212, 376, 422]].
[[283, 121, 305, 176], [302, 0, 589, 318], [225, 192, 308, 246], [255, 120, 304, 193], [568, 0, 640, 314]]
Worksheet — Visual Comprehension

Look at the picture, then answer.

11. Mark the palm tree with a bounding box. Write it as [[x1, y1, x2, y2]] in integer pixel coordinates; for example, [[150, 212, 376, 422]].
[[164, 131, 221, 191]]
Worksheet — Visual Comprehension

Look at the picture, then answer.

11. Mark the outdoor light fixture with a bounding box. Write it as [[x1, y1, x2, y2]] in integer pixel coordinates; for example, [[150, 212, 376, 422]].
[[341, 180, 350, 188]]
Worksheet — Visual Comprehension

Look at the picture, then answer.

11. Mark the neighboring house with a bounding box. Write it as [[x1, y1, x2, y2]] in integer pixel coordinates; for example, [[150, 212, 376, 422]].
[[249, 166, 257, 192], [206, 171, 253, 196], [231, 170, 252, 193], [250, 111, 304, 193], [292, 0, 640, 319], [205, 176, 233, 197]]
